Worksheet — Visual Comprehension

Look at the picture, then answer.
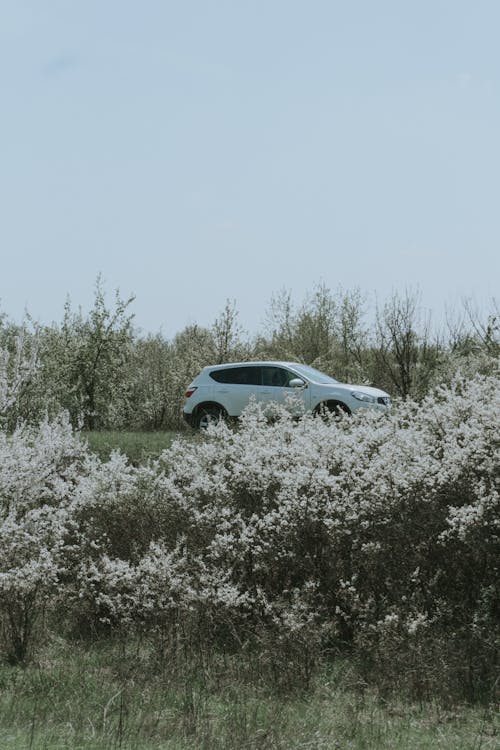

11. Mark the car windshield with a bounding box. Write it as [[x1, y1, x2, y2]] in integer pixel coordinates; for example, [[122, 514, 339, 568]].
[[289, 364, 339, 384]]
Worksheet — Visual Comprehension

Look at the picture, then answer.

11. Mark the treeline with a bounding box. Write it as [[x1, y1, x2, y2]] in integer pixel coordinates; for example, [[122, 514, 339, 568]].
[[1, 278, 498, 431]]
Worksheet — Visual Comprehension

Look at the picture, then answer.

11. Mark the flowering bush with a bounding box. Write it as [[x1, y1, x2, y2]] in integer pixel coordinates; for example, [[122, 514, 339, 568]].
[[0, 412, 90, 661], [0, 368, 498, 698]]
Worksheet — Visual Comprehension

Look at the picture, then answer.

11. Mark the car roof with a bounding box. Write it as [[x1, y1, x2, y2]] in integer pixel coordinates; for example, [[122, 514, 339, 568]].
[[203, 361, 299, 370]]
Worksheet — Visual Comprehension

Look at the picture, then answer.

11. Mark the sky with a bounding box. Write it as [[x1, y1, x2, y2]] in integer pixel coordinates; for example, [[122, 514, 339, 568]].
[[1, 0, 499, 337]]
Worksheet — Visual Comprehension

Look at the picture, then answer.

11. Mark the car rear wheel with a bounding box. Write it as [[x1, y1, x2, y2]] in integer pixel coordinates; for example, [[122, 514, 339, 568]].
[[194, 404, 226, 430]]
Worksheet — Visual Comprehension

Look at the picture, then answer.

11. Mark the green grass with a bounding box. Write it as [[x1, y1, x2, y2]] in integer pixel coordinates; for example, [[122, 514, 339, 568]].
[[82, 430, 184, 464], [0, 639, 497, 750]]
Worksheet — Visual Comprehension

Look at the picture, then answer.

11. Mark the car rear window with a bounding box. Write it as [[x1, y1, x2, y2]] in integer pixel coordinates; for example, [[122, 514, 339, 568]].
[[209, 366, 262, 385]]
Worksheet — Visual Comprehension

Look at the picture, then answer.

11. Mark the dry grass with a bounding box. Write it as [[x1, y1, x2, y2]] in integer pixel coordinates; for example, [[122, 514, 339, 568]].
[[0, 638, 497, 750]]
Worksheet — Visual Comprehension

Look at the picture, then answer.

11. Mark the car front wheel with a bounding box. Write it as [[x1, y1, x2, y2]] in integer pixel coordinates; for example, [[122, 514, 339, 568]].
[[314, 401, 350, 420]]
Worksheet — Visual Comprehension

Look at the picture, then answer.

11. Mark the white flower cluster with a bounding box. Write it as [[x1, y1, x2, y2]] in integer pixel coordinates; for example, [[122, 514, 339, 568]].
[[0, 367, 498, 664], [0, 409, 91, 660]]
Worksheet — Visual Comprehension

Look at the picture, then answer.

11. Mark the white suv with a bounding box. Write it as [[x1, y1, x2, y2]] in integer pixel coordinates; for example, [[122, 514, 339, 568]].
[[183, 361, 390, 429]]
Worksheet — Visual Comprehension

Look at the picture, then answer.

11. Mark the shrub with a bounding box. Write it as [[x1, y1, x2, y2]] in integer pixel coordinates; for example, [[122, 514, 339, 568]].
[[0, 370, 498, 700], [0, 414, 90, 661], [50, 373, 498, 697]]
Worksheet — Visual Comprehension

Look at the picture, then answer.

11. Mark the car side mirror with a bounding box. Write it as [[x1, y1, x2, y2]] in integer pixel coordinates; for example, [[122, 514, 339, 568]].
[[289, 378, 306, 388]]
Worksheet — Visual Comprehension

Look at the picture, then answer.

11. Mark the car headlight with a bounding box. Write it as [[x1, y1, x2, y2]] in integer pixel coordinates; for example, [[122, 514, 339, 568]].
[[351, 391, 377, 403]]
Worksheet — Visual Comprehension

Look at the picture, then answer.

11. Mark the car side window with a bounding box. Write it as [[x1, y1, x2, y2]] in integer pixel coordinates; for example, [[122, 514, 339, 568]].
[[210, 366, 261, 385], [261, 366, 295, 387]]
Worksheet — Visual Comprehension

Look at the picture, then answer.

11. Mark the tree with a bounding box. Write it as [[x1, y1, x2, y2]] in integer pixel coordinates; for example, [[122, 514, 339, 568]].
[[462, 298, 499, 358], [257, 288, 296, 360], [212, 299, 249, 364], [373, 289, 440, 399], [293, 283, 337, 367], [0, 320, 40, 430], [260, 284, 369, 382], [50, 277, 135, 429], [163, 324, 216, 429], [261, 284, 337, 366], [124, 333, 173, 430]]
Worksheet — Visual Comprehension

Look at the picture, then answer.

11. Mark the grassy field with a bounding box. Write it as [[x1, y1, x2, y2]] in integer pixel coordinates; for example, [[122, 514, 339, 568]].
[[82, 430, 185, 464], [0, 638, 497, 750]]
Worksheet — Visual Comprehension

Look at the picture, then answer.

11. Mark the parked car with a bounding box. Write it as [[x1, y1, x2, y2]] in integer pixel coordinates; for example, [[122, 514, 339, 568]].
[[183, 361, 390, 429]]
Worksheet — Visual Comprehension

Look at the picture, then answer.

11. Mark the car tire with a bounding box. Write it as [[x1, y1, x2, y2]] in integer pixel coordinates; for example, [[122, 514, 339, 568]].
[[315, 401, 350, 420], [194, 404, 226, 430]]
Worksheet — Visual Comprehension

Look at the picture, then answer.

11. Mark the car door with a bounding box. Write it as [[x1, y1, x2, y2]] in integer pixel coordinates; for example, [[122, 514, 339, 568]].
[[259, 366, 310, 415], [210, 365, 262, 416]]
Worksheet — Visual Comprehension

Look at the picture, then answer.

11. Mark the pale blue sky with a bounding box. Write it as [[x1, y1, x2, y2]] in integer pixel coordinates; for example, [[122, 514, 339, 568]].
[[1, 1, 499, 336]]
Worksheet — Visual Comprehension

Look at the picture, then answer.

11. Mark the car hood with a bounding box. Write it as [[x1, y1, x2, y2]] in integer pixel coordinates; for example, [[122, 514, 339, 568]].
[[316, 383, 389, 398]]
